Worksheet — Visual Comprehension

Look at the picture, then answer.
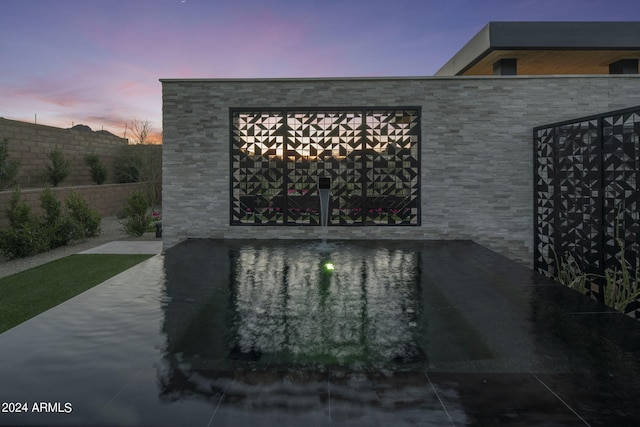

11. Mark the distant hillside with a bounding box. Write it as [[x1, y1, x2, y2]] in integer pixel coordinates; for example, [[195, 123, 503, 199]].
[[69, 124, 92, 132]]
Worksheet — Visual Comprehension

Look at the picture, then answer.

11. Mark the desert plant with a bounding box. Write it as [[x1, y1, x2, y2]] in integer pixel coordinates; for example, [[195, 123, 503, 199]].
[[551, 247, 590, 295], [602, 212, 640, 313], [45, 146, 72, 187], [0, 138, 20, 190], [603, 266, 640, 313], [552, 209, 640, 316], [65, 191, 101, 239], [121, 190, 152, 237], [84, 153, 108, 185]]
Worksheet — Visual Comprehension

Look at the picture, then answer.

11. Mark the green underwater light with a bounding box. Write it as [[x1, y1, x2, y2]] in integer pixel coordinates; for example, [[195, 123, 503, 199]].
[[323, 261, 335, 271]]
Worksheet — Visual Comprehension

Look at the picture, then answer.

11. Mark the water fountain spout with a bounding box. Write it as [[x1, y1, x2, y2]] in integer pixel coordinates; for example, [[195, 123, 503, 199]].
[[318, 177, 331, 244]]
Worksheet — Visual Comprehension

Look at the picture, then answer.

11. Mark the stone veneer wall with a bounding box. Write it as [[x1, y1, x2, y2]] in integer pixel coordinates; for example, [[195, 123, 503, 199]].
[[0, 117, 129, 188], [0, 183, 147, 228], [161, 75, 640, 266]]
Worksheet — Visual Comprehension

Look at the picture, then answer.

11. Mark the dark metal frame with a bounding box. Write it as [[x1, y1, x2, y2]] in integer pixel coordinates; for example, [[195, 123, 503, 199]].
[[534, 105, 640, 303], [230, 107, 422, 226]]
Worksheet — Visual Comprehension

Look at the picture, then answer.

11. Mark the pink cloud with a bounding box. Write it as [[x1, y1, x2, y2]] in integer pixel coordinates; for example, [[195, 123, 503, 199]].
[[6, 85, 89, 108], [6, 0, 637, 143]]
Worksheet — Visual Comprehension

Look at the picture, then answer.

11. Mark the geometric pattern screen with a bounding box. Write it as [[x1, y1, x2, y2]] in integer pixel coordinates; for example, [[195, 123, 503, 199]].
[[534, 106, 640, 309], [231, 108, 420, 225]]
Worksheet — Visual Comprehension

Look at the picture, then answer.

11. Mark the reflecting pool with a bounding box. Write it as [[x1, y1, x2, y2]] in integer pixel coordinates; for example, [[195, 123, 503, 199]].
[[2, 239, 640, 426], [230, 243, 421, 364], [159, 240, 491, 378]]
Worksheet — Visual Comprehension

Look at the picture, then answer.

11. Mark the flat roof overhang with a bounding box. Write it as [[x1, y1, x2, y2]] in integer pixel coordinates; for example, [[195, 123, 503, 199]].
[[435, 22, 640, 76]]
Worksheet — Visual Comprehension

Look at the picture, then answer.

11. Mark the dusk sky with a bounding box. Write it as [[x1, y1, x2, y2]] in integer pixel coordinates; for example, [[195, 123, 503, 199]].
[[1, 0, 639, 142]]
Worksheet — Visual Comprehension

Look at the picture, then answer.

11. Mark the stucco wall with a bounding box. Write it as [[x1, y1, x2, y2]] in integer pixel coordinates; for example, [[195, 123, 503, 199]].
[[161, 75, 640, 266]]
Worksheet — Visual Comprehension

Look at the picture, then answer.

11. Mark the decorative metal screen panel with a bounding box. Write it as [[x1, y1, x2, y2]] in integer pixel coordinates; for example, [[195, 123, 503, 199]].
[[602, 112, 640, 277], [534, 106, 640, 310], [364, 110, 420, 225], [555, 119, 602, 278], [231, 108, 420, 226], [232, 112, 286, 224]]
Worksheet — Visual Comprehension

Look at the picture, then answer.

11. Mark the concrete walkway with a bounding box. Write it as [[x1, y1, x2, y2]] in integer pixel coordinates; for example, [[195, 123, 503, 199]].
[[0, 216, 161, 279], [78, 240, 162, 255]]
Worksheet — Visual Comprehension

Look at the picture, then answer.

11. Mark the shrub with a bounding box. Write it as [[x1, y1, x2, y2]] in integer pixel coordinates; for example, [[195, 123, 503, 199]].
[[0, 138, 21, 190], [114, 162, 140, 183], [0, 189, 101, 259], [0, 187, 46, 259], [84, 153, 108, 185], [66, 191, 101, 239], [40, 187, 61, 225], [0, 226, 48, 259], [114, 151, 141, 184], [121, 190, 152, 237], [6, 186, 32, 228], [113, 145, 162, 207], [45, 146, 71, 187], [40, 187, 73, 249], [134, 144, 162, 207]]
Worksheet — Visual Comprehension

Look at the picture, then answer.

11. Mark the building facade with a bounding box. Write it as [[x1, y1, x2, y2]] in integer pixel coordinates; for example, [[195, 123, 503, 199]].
[[161, 75, 640, 265]]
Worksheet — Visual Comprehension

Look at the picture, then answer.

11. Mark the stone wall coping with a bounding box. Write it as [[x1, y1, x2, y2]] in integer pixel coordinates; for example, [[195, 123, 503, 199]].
[[159, 75, 640, 83]]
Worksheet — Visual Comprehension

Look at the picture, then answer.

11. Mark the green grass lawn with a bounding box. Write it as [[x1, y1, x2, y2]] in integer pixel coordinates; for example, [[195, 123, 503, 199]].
[[0, 254, 153, 333]]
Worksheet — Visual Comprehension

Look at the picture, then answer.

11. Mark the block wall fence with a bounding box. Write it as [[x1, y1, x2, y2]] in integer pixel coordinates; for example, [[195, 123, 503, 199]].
[[0, 118, 162, 228], [0, 117, 128, 188], [0, 183, 147, 228], [161, 75, 640, 266]]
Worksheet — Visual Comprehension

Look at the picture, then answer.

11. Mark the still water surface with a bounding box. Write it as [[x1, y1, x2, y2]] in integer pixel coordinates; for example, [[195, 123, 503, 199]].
[[4, 239, 600, 425]]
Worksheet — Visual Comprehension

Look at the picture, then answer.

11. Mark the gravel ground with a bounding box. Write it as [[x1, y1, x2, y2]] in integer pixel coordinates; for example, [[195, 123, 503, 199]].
[[0, 216, 160, 279]]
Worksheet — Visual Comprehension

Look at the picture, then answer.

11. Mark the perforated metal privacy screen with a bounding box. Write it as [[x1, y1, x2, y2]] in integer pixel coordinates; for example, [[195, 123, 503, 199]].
[[534, 106, 640, 304], [230, 108, 420, 226]]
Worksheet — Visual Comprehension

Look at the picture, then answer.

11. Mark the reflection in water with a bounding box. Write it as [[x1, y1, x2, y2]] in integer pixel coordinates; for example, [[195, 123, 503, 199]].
[[158, 240, 427, 408], [156, 240, 495, 415], [229, 244, 421, 364]]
